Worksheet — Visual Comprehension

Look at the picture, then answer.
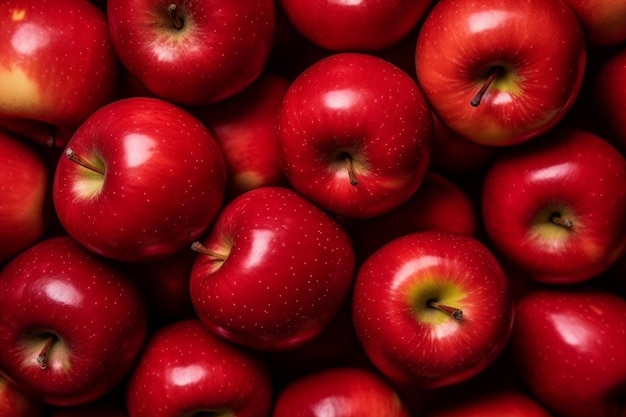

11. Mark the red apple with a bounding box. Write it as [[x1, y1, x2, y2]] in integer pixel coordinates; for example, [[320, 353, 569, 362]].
[[53, 97, 227, 262], [511, 288, 626, 417], [189, 186, 356, 351], [0, 0, 121, 147], [352, 231, 513, 388], [278, 0, 432, 52], [481, 128, 626, 284], [340, 171, 479, 263], [193, 72, 291, 200], [272, 367, 412, 417], [0, 129, 48, 265], [561, 0, 626, 45], [594, 46, 626, 153], [0, 375, 44, 417], [0, 236, 147, 407], [415, 0, 586, 146], [107, 0, 275, 106], [277, 52, 433, 218], [426, 389, 552, 417], [126, 319, 273, 417]]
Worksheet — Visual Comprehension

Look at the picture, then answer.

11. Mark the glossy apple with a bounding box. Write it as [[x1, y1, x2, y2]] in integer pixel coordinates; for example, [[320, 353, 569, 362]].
[[594, 46, 626, 153], [0, 129, 48, 265], [482, 128, 626, 284], [0, 236, 148, 407], [426, 389, 552, 417], [561, 0, 626, 45], [107, 0, 275, 106], [511, 288, 626, 417], [126, 319, 273, 417], [278, 0, 432, 52], [415, 0, 586, 146], [189, 186, 356, 351], [53, 97, 227, 262], [277, 52, 433, 218], [272, 367, 412, 417], [193, 72, 290, 200], [0, 0, 121, 147], [340, 171, 479, 263], [0, 375, 44, 417], [352, 231, 513, 388]]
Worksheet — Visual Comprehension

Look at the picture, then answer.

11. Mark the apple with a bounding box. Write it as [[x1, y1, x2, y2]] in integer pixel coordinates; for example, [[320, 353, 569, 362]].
[[0, 0, 121, 147], [278, 0, 432, 52], [0, 129, 48, 265], [481, 128, 626, 284], [426, 389, 552, 417], [352, 230, 513, 388], [560, 0, 626, 45], [510, 287, 626, 417], [0, 236, 148, 407], [126, 319, 273, 417], [415, 0, 586, 146], [594, 46, 626, 153], [276, 52, 433, 218], [340, 171, 479, 263], [107, 0, 275, 106], [53, 97, 227, 262], [193, 72, 291, 200], [272, 367, 412, 417], [0, 375, 44, 417], [189, 186, 356, 351]]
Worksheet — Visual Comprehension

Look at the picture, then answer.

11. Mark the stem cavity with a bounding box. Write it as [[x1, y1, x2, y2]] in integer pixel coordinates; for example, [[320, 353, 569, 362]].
[[65, 148, 105, 175], [427, 300, 463, 321], [550, 213, 574, 229], [168, 4, 185, 30], [191, 241, 228, 262], [36, 335, 56, 370], [340, 152, 358, 186], [470, 67, 503, 107]]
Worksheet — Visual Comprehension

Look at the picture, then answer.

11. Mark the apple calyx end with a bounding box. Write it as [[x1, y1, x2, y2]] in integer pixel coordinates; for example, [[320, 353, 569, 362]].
[[427, 300, 463, 321], [65, 148, 105, 175], [470, 66, 503, 107], [168, 4, 185, 30], [191, 241, 228, 262]]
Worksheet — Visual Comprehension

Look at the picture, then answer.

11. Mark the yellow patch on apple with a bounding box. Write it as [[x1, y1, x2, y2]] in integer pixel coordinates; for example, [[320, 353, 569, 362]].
[[407, 278, 466, 325], [11, 9, 26, 21], [0, 65, 42, 115]]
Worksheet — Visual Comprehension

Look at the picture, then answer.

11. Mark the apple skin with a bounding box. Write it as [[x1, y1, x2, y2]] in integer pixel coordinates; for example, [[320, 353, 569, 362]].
[[0, 375, 44, 417], [272, 367, 412, 417], [0, 129, 48, 265], [193, 72, 291, 200], [0, 236, 148, 407], [126, 319, 273, 417], [426, 389, 552, 417], [340, 171, 479, 264], [107, 0, 275, 106], [278, 0, 432, 52], [415, 0, 586, 146], [481, 128, 626, 284], [594, 47, 626, 153], [510, 288, 626, 417], [53, 97, 227, 262], [0, 0, 121, 147], [276, 52, 433, 219], [561, 0, 626, 45], [352, 230, 513, 388], [189, 186, 356, 351]]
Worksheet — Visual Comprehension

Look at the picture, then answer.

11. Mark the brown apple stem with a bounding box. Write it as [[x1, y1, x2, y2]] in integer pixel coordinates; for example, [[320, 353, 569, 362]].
[[550, 213, 573, 229], [191, 241, 228, 261], [470, 67, 502, 107], [168, 4, 184, 30], [64, 148, 105, 175], [427, 300, 463, 321], [36, 335, 55, 370], [344, 154, 358, 186]]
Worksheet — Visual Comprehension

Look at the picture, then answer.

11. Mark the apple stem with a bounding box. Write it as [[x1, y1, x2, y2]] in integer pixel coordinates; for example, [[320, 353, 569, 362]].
[[343, 153, 358, 186], [427, 300, 463, 321], [168, 4, 184, 30], [191, 241, 228, 261], [470, 67, 502, 107], [64, 148, 105, 175], [36, 336, 55, 370], [550, 213, 573, 229]]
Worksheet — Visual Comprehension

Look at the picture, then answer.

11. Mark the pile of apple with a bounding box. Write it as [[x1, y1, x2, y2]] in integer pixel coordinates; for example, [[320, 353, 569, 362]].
[[1, 0, 625, 416]]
